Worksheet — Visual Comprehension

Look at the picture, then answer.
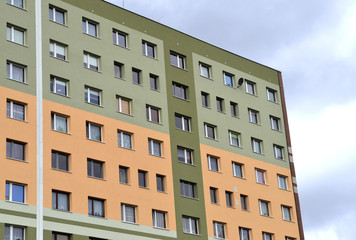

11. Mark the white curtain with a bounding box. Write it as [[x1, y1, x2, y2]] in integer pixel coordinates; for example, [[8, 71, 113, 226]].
[[58, 192, 68, 211], [13, 29, 24, 45], [56, 115, 67, 132], [93, 200, 103, 216], [12, 65, 24, 82], [13, 226, 24, 240], [123, 133, 131, 149], [182, 217, 190, 233]]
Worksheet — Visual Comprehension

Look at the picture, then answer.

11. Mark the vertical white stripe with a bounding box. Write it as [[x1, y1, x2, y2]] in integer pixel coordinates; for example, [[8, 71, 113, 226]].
[[35, 0, 43, 239]]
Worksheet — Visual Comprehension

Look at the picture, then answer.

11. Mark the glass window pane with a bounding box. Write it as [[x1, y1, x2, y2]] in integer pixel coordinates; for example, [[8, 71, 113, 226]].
[[12, 184, 25, 203], [13, 29, 24, 45]]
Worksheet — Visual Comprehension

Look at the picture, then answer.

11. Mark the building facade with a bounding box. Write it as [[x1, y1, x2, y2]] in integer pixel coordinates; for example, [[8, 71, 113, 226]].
[[0, 0, 304, 239]]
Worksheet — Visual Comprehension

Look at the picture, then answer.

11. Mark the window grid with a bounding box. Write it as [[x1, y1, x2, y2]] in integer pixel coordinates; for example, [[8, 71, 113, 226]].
[[267, 88, 277, 102], [52, 190, 70, 211], [88, 197, 105, 217], [204, 123, 216, 140], [180, 180, 196, 199], [152, 210, 167, 229], [210, 187, 218, 204], [223, 72, 234, 87], [170, 52, 185, 69], [119, 166, 129, 184], [51, 150, 69, 172], [86, 122, 102, 142], [229, 131, 240, 147], [146, 106, 160, 123], [240, 194, 248, 211], [278, 175, 288, 190], [6, 0, 24, 8], [199, 63, 211, 78], [156, 174, 165, 192], [274, 145, 284, 159], [259, 200, 270, 216], [50, 41, 67, 60], [252, 138, 262, 154], [239, 227, 251, 240], [85, 87, 101, 106], [114, 62, 124, 79], [270, 116, 280, 131], [246, 81, 256, 95], [83, 52, 99, 71], [182, 216, 199, 235], [225, 191, 233, 207], [87, 159, 104, 179], [82, 18, 98, 37], [175, 114, 190, 132], [138, 170, 147, 188], [50, 76, 68, 96]]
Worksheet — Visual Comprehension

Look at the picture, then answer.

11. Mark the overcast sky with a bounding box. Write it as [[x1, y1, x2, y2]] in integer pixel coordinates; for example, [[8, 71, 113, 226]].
[[106, 0, 356, 239]]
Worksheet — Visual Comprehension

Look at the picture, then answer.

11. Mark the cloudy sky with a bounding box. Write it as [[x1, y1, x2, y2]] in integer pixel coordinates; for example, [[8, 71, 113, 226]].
[[106, 0, 356, 239]]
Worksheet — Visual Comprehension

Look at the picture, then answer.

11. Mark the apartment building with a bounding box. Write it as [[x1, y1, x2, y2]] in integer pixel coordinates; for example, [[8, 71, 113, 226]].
[[0, 0, 304, 239]]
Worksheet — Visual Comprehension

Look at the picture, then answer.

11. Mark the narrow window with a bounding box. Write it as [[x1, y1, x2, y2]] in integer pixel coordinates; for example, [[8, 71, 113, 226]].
[[251, 138, 262, 154], [270, 116, 280, 131], [267, 88, 277, 102], [114, 62, 124, 79], [248, 108, 259, 124], [230, 101, 238, 117], [210, 187, 218, 204], [87, 158, 104, 179], [239, 227, 251, 240], [259, 200, 270, 216], [138, 170, 147, 188], [132, 68, 141, 84], [240, 194, 248, 210], [282, 205, 292, 221], [150, 74, 159, 90], [274, 145, 284, 159], [256, 169, 266, 184], [175, 114, 190, 131], [229, 131, 240, 147], [246, 80, 256, 95], [117, 96, 131, 115], [216, 97, 224, 112], [263, 232, 273, 240], [204, 123, 216, 139], [119, 166, 129, 184], [6, 100, 25, 121], [156, 174, 165, 192], [277, 175, 288, 190], [201, 92, 209, 107], [225, 191, 233, 207]]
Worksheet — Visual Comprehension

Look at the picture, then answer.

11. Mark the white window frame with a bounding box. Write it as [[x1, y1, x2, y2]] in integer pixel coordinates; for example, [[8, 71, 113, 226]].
[[201, 92, 209, 107], [170, 52, 185, 69], [175, 114, 190, 131], [152, 210, 167, 229], [7, 25, 25, 45], [113, 29, 127, 47], [49, 6, 66, 25], [255, 169, 266, 184], [213, 221, 226, 239], [83, 52, 99, 71], [180, 180, 196, 199], [51, 150, 69, 172], [142, 41, 156, 58], [172, 82, 188, 100], [82, 18, 98, 37], [210, 187, 218, 204], [232, 162, 244, 178], [7, 62, 26, 83], [51, 113, 68, 133], [117, 96, 131, 115], [239, 227, 251, 240], [6, 0, 24, 8], [177, 147, 193, 165], [87, 158, 104, 179], [225, 191, 233, 207], [117, 130, 132, 149], [6, 182, 25, 203], [204, 123, 216, 140], [245, 80, 256, 95], [248, 109, 259, 124], [216, 97, 224, 112], [277, 175, 288, 190], [259, 200, 270, 216], [182, 216, 199, 235], [282, 205, 292, 221], [148, 139, 162, 157], [156, 174, 165, 192], [121, 204, 136, 223], [263, 232, 273, 240], [50, 76, 68, 96], [7, 100, 25, 121], [85, 86, 101, 106], [5, 224, 25, 240], [229, 131, 240, 147], [199, 62, 211, 78], [252, 138, 262, 154], [207, 155, 219, 172], [267, 88, 277, 102], [86, 122, 102, 142], [149, 74, 159, 91], [240, 195, 248, 211], [274, 145, 284, 160], [270, 116, 280, 131], [50, 41, 67, 60], [132, 68, 142, 84], [223, 72, 234, 87], [6, 139, 25, 161], [52, 190, 70, 211], [146, 105, 160, 123]]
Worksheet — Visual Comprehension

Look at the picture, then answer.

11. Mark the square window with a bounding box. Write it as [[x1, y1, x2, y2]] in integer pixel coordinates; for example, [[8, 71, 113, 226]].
[[282, 205, 292, 221], [85, 86, 101, 106], [175, 114, 190, 131], [180, 180, 196, 198], [113, 29, 127, 47], [5, 182, 25, 203], [6, 139, 25, 161], [138, 170, 147, 188], [83, 52, 99, 71], [121, 204, 136, 223], [117, 96, 131, 115], [204, 123, 216, 140], [225, 191, 233, 207], [148, 139, 162, 157], [6, 25, 25, 45], [152, 210, 167, 229], [132, 68, 142, 84], [248, 109, 259, 124], [50, 41, 67, 60], [256, 169, 266, 184], [118, 130, 132, 149], [51, 150, 69, 172], [270, 116, 280, 131], [182, 216, 199, 235], [210, 187, 218, 204], [207, 155, 219, 172], [6, 0, 24, 8], [201, 92, 209, 107], [150, 74, 159, 90], [52, 232, 70, 240], [251, 138, 262, 154], [223, 72, 234, 87], [240, 194, 248, 211], [230, 101, 238, 117], [278, 175, 288, 190], [213, 221, 225, 239], [146, 105, 160, 123], [119, 166, 129, 184], [5, 224, 25, 240], [82, 18, 98, 37], [50, 76, 68, 96], [7, 61, 26, 83], [274, 145, 284, 159], [156, 174, 165, 192], [51, 113, 68, 133], [232, 162, 244, 178], [263, 232, 273, 240], [87, 158, 104, 179], [239, 227, 251, 240], [86, 122, 102, 142], [170, 52, 185, 69], [142, 41, 156, 58], [177, 147, 193, 165], [172, 82, 188, 100], [114, 62, 124, 79], [7, 100, 25, 121], [49, 6, 65, 25], [52, 190, 70, 211], [229, 131, 240, 147], [88, 197, 105, 217], [199, 63, 211, 78], [216, 97, 224, 112], [267, 88, 277, 102], [259, 200, 270, 216], [246, 80, 256, 95]]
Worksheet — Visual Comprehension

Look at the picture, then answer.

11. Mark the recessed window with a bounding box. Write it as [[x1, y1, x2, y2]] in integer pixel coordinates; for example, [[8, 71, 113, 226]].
[[216, 97, 224, 112], [52, 232, 70, 240], [88, 197, 105, 217], [252, 138, 262, 154], [156, 174, 165, 192], [199, 62, 211, 78], [175, 114, 190, 132], [152, 210, 167, 229], [232, 162, 244, 178], [150, 74, 159, 90], [182, 216, 199, 235], [274, 145, 284, 160], [180, 180, 196, 199], [246, 80, 256, 95], [240, 194, 248, 211], [87, 158, 104, 179], [204, 123, 216, 140], [51, 150, 69, 172], [113, 29, 127, 47], [278, 175, 288, 190], [201, 92, 209, 107], [213, 221, 225, 239], [229, 131, 240, 147], [50, 76, 68, 96], [6, 0, 24, 8], [248, 108, 259, 124], [52, 190, 70, 211], [85, 86, 101, 106], [225, 191, 233, 207], [285, 237, 296, 240], [7, 61, 26, 83], [5, 182, 25, 203], [138, 170, 147, 188], [114, 62, 124, 79], [170, 51, 185, 69], [207, 155, 219, 172], [82, 18, 98, 37], [132, 68, 141, 84], [223, 72, 234, 87], [50, 40, 67, 60], [256, 169, 266, 184], [282, 205, 292, 221], [263, 232, 273, 240], [173, 82, 188, 100], [117, 96, 131, 115], [121, 204, 136, 223], [230, 101, 238, 117], [270, 116, 280, 131], [177, 147, 193, 165], [148, 139, 162, 157], [146, 105, 160, 123], [5, 224, 25, 240], [7, 100, 25, 121], [51, 113, 68, 133], [210, 187, 218, 204], [117, 130, 132, 149], [83, 52, 99, 71], [6, 25, 25, 45], [259, 200, 270, 216], [49, 6, 65, 25], [142, 41, 156, 58], [239, 227, 251, 240], [119, 166, 129, 184], [267, 88, 277, 102], [6, 139, 25, 161], [86, 122, 102, 142]]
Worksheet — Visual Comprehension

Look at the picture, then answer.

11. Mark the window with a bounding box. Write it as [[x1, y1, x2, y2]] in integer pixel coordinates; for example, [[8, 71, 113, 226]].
[[146, 105, 160, 123], [6, 139, 25, 161], [85, 87, 101, 106], [5, 225, 25, 240], [121, 204, 136, 223], [232, 162, 244, 178], [246, 80, 256, 95], [285, 237, 296, 240], [156, 174, 165, 192], [132, 68, 141, 84], [213, 221, 225, 239], [210, 187, 218, 204], [170, 51, 185, 69], [274, 145, 284, 160], [201, 92, 209, 107], [138, 170, 147, 188], [52, 190, 70, 211], [282, 205, 292, 221], [82, 18, 98, 37], [270, 116, 280, 131], [252, 138, 262, 154], [7, 100, 25, 121], [114, 62, 124, 79], [239, 227, 251, 240], [52, 232, 70, 240], [51, 113, 68, 133], [259, 200, 270, 216], [49, 6, 65, 25], [229, 131, 240, 147], [117, 130, 132, 149], [113, 29, 127, 47], [240, 195, 248, 211], [148, 139, 162, 157], [86, 122, 102, 142], [152, 210, 167, 229], [267, 88, 277, 102], [175, 114, 190, 131], [6, 25, 25, 45], [263, 232, 273, 240], [223, 72, 234, 87], [50, 41, 67, 60], [5, 182, 25, 203], [256, 169, 266, 184], [180, 180, 196, 199], [199, 63, 211, 78], [278, 175, 288, 190], [248, 109, 259, 124], [142, 41, 156, 58], [88, 197, 105, 217], [83, 52, 99, 71], [204, 123, 216, 140], [6, 0, 24, 8], [87, 159, 104, 179], [207, 155, 219, 172], [119, 166, 129, 184], [117, 96, 131, 115], [51, 150, 69, 171], [182, 216, 199, 235], [172, 82, 188, 100], [230, 101, 238, 117], [150, 74, 159, 90], [50, 76, 68, 96], [7, 62, 25, 83], [225, 191, 233, 207], [216, 97, 224, 112], [177, 147, 193, 165]]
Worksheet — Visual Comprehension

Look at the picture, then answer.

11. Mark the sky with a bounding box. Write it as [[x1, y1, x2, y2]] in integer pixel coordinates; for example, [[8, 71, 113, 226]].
[[106, 0, 356, 239]]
